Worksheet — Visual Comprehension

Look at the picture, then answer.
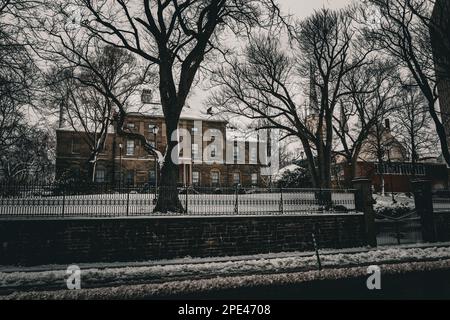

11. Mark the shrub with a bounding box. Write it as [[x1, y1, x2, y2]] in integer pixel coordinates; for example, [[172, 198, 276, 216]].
[[374, 198, 414, 219]]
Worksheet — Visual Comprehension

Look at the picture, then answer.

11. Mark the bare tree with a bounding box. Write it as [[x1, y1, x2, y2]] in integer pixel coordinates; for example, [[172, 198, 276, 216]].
[[406, 0, 450, 84], [393, 82, 437, 166], [210, 8, 373, 188], [365, 0, 450, 166], [43, 45, 145, 183], [0, 0, 40, 152], [30, 0, 282, 212], [0, 0, 49, 184], [333, 59, 398, 186], [0, 125, 54, 183], [278, 139, 304, 169]]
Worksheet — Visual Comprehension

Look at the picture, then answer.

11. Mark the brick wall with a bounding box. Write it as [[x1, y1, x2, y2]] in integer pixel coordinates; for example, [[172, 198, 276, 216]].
[[0, 214, 366, 266]]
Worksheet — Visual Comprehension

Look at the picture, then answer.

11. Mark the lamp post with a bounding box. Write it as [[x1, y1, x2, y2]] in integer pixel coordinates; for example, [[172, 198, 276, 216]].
[[150, 124, 159, 203], [387, 147, 396, 203], [119, 143, 123, 187]]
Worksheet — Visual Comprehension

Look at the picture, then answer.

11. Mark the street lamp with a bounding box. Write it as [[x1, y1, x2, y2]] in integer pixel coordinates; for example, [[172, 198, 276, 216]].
[[118, 143, 123, 187], [387, 147, 397, 203], [149, 124, 159, 203]]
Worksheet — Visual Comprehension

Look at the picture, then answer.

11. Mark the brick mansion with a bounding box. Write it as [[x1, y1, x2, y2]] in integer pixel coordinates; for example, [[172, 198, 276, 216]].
[[55, 110, 271, 188]]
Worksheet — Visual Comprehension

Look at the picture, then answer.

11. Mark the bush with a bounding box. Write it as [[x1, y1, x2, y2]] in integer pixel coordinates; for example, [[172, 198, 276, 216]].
[[277, 167, 312, 188], [374, 199, 413, 219]]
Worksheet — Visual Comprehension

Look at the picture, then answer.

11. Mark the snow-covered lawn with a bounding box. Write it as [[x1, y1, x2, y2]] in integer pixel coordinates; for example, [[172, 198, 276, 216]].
[[0, 192, 356, 216], [2, 246, 450, 293]]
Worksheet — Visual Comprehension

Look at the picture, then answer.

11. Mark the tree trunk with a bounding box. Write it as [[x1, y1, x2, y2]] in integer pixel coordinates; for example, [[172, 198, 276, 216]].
[[154, 122, 184, 213], [428, 101, 450, 166], [299, 136, 319, 188], [344, 158, 357, 188], [85, 159, 95, 183]]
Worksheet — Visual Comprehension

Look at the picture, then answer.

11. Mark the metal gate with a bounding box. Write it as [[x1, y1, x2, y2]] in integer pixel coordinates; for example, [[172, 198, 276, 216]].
[[376, 210, 423, 246]]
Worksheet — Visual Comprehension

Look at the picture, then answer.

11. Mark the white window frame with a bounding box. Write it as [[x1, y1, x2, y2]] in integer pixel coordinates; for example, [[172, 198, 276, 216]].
[[71, 138, 80, 154], [233, 172, 240, 185], [126, 140, 135, 156], [211, 171, 220, 185], [95, 168, 106, 183], [192, 171, 200, 184], [141, 89, 153, 104], [251, 173, 258, 185]]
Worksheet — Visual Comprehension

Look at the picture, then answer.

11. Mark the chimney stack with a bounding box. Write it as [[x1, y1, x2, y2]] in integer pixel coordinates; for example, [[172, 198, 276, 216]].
[[385, 118, 391, 132], [58, 103, 65, 128]]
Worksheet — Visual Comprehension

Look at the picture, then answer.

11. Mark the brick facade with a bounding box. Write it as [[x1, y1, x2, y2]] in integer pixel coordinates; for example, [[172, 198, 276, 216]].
[[0, 214, 367, 266], [56, 114, 267, 187], [333, 162, 449, 192]]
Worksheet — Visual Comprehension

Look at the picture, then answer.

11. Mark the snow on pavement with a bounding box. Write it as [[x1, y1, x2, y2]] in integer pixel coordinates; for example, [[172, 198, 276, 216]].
[[4, 258, 450, 300], [2, 246, 450, 291]]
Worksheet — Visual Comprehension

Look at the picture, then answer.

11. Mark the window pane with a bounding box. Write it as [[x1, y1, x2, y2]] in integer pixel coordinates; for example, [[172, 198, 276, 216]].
[[251, 173, 257, 185], [96, 169, 106, 183], [141, 89, 153, 103], [211, 171, 219, 185], [233, 172, 240, 184], [72, 138, 80, 153], [126, 140, 134, 155], [193, 171, 200, 184]]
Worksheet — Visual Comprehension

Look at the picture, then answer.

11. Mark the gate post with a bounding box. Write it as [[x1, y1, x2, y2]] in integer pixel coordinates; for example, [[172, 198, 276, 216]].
[[411, 179, 436, 243], [353, 178, 377, 247]]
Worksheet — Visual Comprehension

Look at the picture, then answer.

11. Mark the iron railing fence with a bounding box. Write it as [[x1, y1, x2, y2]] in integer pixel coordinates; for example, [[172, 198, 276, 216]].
[[0, 182, 357, 218], [375, 211, 423, 246], [432, 196, 450, 213]]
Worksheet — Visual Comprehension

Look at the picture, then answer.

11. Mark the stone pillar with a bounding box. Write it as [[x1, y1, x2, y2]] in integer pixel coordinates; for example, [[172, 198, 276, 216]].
[[353, 178, 377, 247], [411, 179, 436, 243]]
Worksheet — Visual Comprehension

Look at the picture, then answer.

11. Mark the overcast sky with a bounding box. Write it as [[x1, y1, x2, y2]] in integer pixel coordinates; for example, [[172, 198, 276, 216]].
[[279, 0, 353, 18], [191, 0, 354, 114]]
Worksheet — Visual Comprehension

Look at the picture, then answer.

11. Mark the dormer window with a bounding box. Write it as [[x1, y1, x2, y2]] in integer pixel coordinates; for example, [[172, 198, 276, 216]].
[[141, 89, 153, 104]]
